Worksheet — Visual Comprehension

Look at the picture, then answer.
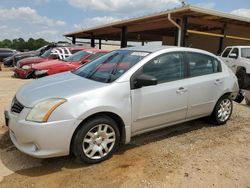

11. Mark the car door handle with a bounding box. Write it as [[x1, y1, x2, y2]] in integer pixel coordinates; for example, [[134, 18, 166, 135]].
[[214, 79, 223, 85], [176, 87, 188, 94]]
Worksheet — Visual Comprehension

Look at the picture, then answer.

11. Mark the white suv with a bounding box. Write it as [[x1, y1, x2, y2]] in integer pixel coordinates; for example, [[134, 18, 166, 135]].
[[220, 46, 250, 89], [5, 46, 239, 164]]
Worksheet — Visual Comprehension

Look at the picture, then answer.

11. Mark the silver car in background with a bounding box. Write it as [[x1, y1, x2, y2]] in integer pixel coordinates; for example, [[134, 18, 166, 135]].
[[5, 46, 239, 164]]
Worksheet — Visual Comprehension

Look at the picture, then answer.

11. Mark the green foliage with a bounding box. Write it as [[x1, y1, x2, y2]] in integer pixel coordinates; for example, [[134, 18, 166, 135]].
[[0, 38, 49, 52]]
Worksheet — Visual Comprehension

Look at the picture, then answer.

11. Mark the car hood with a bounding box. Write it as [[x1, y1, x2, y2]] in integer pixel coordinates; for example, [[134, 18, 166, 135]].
[[16, 72, 107, 108], [19, 57, 48, 66], [32, 59, 66, 70]]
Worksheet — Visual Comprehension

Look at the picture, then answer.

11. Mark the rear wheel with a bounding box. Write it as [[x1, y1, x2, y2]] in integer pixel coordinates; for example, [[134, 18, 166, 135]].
[[236, 69, 248, 89], [209, 95, 233, 125], [72, 115, 120, 164]]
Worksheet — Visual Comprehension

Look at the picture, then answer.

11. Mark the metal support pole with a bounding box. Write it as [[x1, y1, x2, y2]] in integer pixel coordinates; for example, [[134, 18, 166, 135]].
[[121, 26, 128, 48], [218, 22, 227, 54], [72, 36, 76, 44], [181, 16, 188, 47], [91, 34, 95, 48], [99, 39, 102, 49]]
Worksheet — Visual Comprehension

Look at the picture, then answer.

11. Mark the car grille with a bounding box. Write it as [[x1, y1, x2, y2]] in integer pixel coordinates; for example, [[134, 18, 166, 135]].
[[11, 97, 24, 114]]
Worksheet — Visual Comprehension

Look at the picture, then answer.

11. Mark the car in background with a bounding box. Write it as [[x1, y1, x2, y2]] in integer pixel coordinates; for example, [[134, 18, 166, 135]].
[[220, 46, 250, 89], [13, 46, 86, 79], [3, 45, 52, 67], [3, 43, 73, 67], [0, 48, 18, 61], [32, 49, 109, 78], [5, 46, 239, 164]]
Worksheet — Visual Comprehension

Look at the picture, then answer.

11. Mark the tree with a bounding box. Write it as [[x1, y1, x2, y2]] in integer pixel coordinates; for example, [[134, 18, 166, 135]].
[[0, 38, 50, 51]]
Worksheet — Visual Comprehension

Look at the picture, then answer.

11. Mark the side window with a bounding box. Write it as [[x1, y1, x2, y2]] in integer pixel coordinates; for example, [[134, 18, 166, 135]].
[[142, 52, 185, 84], [187, 52, 221, 77], [230, 48, 239, 59], [222, 48, 232, 58]]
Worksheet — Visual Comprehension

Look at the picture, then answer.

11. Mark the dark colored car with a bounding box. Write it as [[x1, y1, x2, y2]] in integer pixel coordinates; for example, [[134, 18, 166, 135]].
[[0, 48, 18, 62], [3, 45, 51, 67], [13, 46, 87, 78]]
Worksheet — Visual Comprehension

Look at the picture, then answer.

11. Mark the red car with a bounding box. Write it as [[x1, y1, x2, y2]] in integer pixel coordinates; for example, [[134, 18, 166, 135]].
[[13, 46, 86, 79], [32, 48, 109, 78]]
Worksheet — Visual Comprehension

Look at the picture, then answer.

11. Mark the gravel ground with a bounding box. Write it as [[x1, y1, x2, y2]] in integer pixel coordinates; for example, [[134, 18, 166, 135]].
[[0, 69, 250, 188]]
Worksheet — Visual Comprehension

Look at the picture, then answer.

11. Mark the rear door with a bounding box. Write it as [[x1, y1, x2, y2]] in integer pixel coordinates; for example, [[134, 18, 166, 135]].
[[186, 52, 224, 118]]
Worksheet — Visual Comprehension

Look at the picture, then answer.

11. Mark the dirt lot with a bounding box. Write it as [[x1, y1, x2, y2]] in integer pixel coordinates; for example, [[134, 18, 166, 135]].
[[0, 68, 250, 188]]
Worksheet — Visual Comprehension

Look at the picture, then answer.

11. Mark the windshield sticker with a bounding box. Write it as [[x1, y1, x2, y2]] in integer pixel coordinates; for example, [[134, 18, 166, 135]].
[[131, 52, 149, 57]]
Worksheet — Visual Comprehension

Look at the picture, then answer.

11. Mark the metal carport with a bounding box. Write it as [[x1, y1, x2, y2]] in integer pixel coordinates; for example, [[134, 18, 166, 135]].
[[64, 5, 250, 54]]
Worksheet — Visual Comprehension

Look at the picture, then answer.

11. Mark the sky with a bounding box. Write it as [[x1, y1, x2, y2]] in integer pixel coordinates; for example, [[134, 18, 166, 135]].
[[0, 0, 250, 42]]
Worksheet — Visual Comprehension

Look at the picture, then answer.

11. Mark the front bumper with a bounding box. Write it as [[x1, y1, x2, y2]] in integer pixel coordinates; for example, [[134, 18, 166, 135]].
[[13, 67, 33, 79], [6, 109, 78, 158]]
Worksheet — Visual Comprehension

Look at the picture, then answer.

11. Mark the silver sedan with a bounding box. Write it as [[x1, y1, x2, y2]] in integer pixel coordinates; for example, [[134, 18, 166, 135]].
[[5, 46, 239, 163]]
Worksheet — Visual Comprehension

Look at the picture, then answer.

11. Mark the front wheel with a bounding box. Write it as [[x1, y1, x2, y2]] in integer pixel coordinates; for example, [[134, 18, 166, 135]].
[[72, 115, 120, 164], [209, 95, 233, 125]]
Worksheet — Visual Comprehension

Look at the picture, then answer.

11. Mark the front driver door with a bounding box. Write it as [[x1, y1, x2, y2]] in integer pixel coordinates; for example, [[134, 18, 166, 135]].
[[131, 52, 188, 134]]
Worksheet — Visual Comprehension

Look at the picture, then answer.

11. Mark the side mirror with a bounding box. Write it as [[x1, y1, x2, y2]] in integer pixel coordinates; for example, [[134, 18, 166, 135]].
[[135, 74, 157, 88], [229, 53, 237, 59]]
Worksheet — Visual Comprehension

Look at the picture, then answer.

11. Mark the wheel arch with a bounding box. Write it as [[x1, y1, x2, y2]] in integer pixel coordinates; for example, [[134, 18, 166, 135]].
[[70, 111, 127, 154]]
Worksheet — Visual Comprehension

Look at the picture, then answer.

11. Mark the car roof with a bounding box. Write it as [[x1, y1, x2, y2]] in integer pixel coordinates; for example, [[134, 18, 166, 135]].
[[119, 45, 175, 53], [118, 45, 216, 57]]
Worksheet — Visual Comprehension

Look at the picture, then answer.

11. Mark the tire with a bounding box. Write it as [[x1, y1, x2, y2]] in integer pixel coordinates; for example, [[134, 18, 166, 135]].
[[245, 96, 250, 106], [236, 69, 248, 89], [72, 115, 120, 164], [209, 95, 233, 125]]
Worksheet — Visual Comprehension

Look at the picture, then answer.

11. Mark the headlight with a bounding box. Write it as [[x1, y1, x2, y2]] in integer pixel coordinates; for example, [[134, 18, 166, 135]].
[[35, 70, 48, 76], [26, 98, 67, 123], [22, 65, 31, 70]]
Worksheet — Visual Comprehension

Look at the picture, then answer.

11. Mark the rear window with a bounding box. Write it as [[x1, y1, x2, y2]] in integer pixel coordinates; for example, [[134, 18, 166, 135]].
[[241, 48, 250, 59], [187, 52, 222, 77]]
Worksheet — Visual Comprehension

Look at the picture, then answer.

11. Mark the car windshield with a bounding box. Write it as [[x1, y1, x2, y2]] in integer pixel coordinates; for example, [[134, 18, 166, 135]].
[[241, 48, 250, 59], [73, 50, 149, 83], [40, 48, 52, 58], [64, 50, 90, 62]]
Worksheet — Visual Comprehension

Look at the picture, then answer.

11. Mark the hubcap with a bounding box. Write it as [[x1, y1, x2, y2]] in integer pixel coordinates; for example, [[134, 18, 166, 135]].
[[83, 124, 116, 160], [217, 99, 232, 122]]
